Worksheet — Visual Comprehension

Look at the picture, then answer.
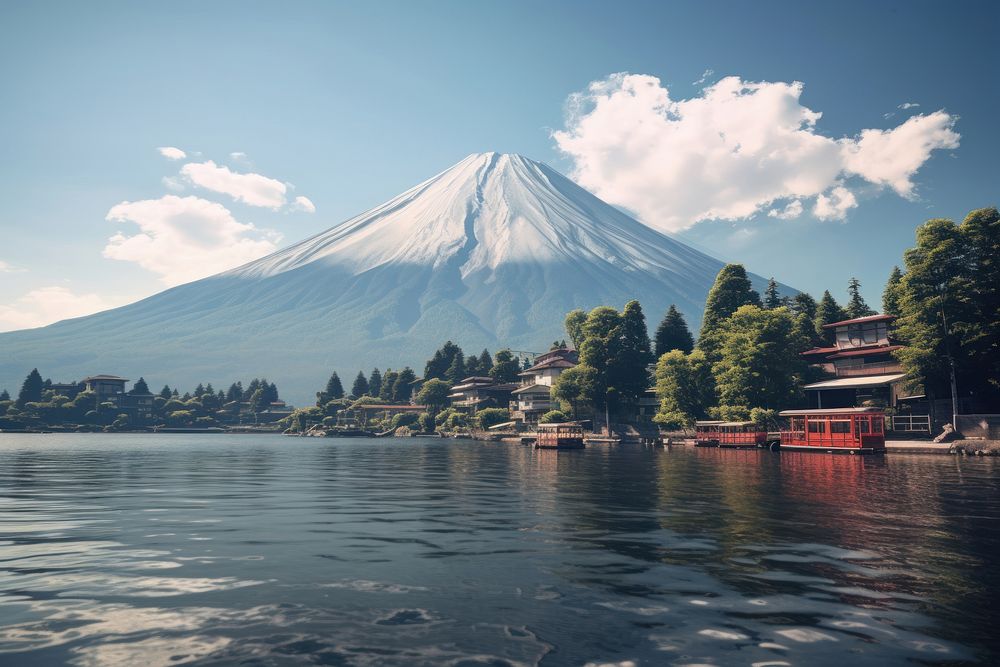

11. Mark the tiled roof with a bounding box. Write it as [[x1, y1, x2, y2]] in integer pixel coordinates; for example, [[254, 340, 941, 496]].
[[822, 313, 895, 329], [828, 345, 903, 359]]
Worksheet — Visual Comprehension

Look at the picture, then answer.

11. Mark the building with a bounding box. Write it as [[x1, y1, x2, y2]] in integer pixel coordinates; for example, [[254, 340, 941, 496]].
[[511, 348, 577, 424], [448, 376, 518, 414], [800, 314, 907, 410], [77, 375, 155, 423]]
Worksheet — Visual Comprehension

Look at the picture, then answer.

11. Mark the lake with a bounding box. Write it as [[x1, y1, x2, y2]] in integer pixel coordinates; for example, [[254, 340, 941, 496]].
[[0, 434, 997, 666]]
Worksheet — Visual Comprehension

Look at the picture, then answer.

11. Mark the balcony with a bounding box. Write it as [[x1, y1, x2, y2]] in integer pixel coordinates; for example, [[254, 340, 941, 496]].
[[835, 361, 903, 377]]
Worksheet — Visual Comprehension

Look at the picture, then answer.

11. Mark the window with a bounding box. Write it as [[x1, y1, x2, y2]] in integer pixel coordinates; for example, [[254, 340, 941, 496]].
[[856, 417, 870, 434], [830, 421, 851, 434], [872, 417, 884, 433], [808, 420, 826, 434]]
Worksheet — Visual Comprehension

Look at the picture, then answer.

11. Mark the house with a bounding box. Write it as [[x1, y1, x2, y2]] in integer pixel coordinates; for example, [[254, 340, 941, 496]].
[[800, 315, 908, 410], [448, 376, 518, 414], [511, 348, 578, 424], [77, 375, 155, 423]]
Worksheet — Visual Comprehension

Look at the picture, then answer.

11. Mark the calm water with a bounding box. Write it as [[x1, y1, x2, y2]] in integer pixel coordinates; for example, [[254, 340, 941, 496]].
[[0, 435, 998, 666]]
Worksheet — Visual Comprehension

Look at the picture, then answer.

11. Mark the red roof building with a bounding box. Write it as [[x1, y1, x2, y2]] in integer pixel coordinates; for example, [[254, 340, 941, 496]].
[[802, 314, 907, 410]]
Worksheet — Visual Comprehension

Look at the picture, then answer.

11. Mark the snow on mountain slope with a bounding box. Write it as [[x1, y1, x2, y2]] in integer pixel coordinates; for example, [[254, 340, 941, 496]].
[[0, 153, 785, 404]]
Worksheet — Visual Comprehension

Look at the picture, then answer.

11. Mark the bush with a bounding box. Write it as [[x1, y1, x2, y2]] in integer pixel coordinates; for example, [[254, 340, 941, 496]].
[[476, 408, 510, 429], [418, 412, 434, 433], [390, 412, 420, 429], [540, 410, 569, 424], [749, 408, 777, 428]]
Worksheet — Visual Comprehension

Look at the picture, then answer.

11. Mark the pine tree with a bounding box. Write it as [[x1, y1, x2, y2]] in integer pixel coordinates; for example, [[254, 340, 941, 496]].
[[380, 370, 398, 401], [790, 292, 818, 321], [478, 349, 492, 374], [489, 350, 521, 383], [882, 266, 904, 318], [957, 208, 1000, 394], [814, 290, 847, 341], [0, 389, 9, 402], [194, 383, 205, 397], [763, 277, 782, 309], [16, 369, 44, 407], [225, 382, 242, 402], [445, 351, 466, 383], [160, 385, 173, 400], [698, 264, 762, 361], [393, 367, 417, 402], [614, 300, 654, 407], [351, 371, 369, 398], [654, 304, 694, 357], [846, 277, 876, 319], [324, 372, 344, 401], [131, 377, 150, 395], [424, 341, 463, 381], [368, 368, 382, 398]]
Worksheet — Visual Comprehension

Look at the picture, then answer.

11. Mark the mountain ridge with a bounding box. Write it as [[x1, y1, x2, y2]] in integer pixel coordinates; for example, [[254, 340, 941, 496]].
[[0, 152, 786, 404]]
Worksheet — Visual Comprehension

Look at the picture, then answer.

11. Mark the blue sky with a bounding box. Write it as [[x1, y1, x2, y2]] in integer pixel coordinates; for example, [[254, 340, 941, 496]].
[[0, 0, 996, 330]]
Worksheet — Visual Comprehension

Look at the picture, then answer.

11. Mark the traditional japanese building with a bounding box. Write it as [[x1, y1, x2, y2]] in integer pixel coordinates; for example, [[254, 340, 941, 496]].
[[511, 347, 578, 424], [800, 314, 907, 409], [448, 376, 518, 414]]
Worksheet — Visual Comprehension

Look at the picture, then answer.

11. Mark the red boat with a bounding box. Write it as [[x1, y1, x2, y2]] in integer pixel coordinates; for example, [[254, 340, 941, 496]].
[[778, 408, 886, 454], [695, 421, 768, 448]]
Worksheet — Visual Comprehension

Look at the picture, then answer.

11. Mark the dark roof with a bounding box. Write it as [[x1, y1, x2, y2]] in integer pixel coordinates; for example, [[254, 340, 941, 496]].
[[512, 384, 551, 395], [828, 345, 903, 359], [523, 358, 576, 372], [801, 346, 839, 357], [81, 375, 129, 382], [822, 314, 895, 329], [357, 404, 426, 411]]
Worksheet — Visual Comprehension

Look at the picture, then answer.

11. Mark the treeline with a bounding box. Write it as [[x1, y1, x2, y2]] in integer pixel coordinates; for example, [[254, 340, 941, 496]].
[[0, 370, 283, 430]]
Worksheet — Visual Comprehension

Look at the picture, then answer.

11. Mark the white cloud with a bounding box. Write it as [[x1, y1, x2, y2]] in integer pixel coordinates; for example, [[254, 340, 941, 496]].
[[0, 286, 125, 332], [693, 68, 714, 86], [158, 146, 187, 160], [0, 260, 25, 273], [813, 185, 858, 220], [162, 176, 185, 192], [104, 195, 280, 286], [230, 151, 249, 161], [553, 73, 959, 230], [767, 199, 803, 220], [898, 102, 920, 110], [180, 160, 287, 209], [840, 111, 959, 197], [291, 195, 316, 213]]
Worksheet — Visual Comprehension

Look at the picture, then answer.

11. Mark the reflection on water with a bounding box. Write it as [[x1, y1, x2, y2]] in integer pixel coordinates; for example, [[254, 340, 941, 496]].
[[0, 434, 997, 665]]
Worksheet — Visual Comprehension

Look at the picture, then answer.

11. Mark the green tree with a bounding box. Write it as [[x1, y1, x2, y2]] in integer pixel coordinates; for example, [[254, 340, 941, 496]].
[[551, 364, 596, 419], [16, 369, 44, 408], [351, 371, 369, 398], [131, 377, 150, 395], [0, 389, 9, 402], [418, 412, 434, 433], [321, 372, 344, 403], [415, 378, 451, 415], [445, 351, 466, 383], [424, 341, 463, 381], [698, 264, 762, 361], [712, 305, 806, 417], [489, 349, 520, 383], [379, 370, 398, 401], [477, 349, 493, 374], [248, 389, 265, 424], [225, 382, 242, 402], [763, 277, 782, 309], [615, 300, 654, 407], [653, 349, 716, 429], [578, 306, 624, 414], [814, 290, 847, 341], [654, 304, 694, 357], [790, 292, 818, 321], [564, 309, 587, 350], [368, 368, 382, 398], [476, 407, 510, 429], [392, 367, 417, 402], [956, 207, 1000, 393], [846, 277, 876, 319], [882, 266, 904, 318], [894, 217, 975, 410], [540, 410, 569, 423]]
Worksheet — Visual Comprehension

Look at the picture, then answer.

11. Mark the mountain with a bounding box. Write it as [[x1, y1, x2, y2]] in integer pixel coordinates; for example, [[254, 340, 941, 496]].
[[0, 152, 783, 404]]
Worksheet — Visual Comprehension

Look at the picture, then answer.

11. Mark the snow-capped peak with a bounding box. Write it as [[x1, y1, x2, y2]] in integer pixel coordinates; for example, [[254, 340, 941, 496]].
[[228, 152, 711, 281]]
